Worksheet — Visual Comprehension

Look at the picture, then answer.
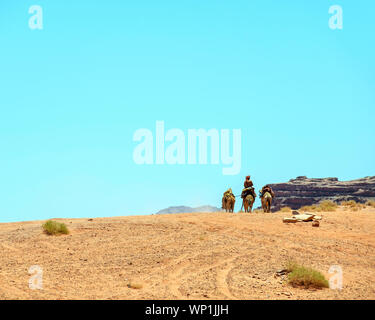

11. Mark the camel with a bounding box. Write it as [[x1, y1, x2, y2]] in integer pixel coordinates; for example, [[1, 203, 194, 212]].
[[243, 194, 255, 213], [222, 195, 235, 213], [261, 192, 272, 213]]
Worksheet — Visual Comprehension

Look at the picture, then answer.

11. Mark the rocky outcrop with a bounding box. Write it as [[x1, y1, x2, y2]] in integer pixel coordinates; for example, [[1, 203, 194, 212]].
[[269, 176, 375, 210]]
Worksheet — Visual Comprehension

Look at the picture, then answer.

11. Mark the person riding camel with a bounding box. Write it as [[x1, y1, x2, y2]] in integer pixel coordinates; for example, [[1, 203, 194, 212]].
[[241, 175, 256, 199], [259, 185, 275, 213], [260, 185, 275, 198], [222, 188, 234, 209], [244, 175, 253, 188]]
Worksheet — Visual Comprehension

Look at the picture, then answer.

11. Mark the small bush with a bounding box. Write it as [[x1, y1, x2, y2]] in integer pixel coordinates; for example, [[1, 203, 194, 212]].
[[341, 200, 365, 211], [366, 200, 375, 208], [300, 205, 320, 212], [286, 261, 329, 289], [319, 200, 337, 212], [280, 206, 292, 212], [341, 200, 357, 206], [42, 220, 69, 235], [299, 200, 337, 212]]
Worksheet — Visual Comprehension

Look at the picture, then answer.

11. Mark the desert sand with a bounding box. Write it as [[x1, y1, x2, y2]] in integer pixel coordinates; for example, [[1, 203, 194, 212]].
[[0, 207, 374, 300]]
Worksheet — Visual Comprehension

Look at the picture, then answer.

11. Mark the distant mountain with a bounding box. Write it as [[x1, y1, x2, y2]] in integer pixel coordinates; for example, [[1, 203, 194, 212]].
[[156, 205, 221, 215]]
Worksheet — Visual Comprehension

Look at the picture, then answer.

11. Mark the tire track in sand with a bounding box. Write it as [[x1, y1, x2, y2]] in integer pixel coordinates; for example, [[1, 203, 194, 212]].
[[216, 262, 236, 299], [166, 254, 242, 299]]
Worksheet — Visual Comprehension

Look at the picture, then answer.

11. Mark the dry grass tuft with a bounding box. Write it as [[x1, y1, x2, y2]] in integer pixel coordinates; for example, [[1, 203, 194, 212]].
[[286, 261, 329, 289], [300, 200, 337, 212], [341, 200, 365, 211], [341, 200, 357, 206], [42, 220, 69, 235], [299, 205, 319, 212], [319, 200, 338, 211], [279, 206, 292, 212]]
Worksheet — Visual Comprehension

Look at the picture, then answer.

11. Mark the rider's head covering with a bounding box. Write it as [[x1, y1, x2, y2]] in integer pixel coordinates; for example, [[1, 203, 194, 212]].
[[246, 175, 250, 180]]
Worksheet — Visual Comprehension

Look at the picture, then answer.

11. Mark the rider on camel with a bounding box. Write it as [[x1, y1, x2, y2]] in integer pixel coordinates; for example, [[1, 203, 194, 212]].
[[242, 175, 256, 199], [260, 185, 275, 198], [222, 188, 235, 209]]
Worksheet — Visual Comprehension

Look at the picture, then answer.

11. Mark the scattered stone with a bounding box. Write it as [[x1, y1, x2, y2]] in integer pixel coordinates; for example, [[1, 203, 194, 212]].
[[283, 213, 316, 223], [276, 269, 288, 275], [292, 210, 300, 215], [312, 220, 320, 227], [295, 214, 315, 222], [283, 217, 297, 223], [88, 219, 93, 221]]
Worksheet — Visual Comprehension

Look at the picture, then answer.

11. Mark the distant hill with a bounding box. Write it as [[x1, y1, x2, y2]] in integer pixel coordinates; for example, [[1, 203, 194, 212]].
[[156, 205, 221, 215]]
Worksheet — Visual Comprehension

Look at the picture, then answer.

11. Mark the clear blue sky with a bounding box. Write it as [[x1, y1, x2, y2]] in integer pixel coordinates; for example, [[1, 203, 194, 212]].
[[0, 1, 374, 222]]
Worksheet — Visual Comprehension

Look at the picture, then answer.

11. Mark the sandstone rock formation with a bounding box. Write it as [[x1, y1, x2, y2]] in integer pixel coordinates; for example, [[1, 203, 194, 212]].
[[269, 176, 375, 210]]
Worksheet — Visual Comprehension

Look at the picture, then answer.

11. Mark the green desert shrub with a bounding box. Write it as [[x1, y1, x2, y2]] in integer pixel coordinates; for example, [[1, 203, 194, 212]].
[[42, 220, 69, 235], [286, 261, 329, 289]]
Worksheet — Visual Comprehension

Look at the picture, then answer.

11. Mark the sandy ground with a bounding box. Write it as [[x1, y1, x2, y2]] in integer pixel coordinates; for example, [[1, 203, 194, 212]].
[[0, 207, 374, 300]]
